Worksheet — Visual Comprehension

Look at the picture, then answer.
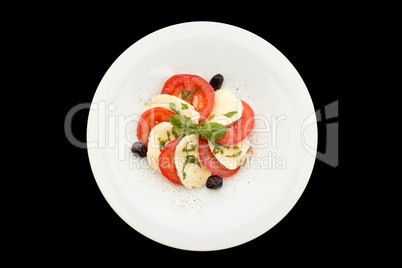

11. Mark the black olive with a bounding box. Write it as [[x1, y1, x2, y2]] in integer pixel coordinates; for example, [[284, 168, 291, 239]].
[[131, 142, 147, 157], [206, 175, 223, 189], [209, 74, 224, 91]]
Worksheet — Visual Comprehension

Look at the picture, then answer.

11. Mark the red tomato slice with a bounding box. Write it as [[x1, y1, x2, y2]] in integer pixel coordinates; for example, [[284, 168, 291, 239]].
[[198, 137, 240, 177], [161, 74, 215, 122], [136, 107, 175, 147], [216, 100, 255, 145], [158, 138, 183, 185]]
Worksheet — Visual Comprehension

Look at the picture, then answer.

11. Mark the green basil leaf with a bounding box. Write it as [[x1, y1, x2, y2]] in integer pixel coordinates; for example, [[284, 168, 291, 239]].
[[181, 103, 189, 110], [207, 114, 215, 121], [169, 115, 194, 129], [223, 111, 237, 118], [169, 114, 198, 137], [199, 122, 227, 141], [169, 102, 181, 115], [183, 127, 199, 136]]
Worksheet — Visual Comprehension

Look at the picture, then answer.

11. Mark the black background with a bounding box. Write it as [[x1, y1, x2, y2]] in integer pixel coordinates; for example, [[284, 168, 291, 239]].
[[51, 8, 350, 264]]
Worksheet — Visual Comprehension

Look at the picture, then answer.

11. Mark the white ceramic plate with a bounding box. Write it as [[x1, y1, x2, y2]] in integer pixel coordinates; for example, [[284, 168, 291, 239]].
[[87, 22, 317, 251]]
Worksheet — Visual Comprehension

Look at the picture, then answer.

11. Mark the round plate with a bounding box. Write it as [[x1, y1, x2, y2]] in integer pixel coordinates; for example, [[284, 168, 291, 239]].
[[87, 22, 317, 251]]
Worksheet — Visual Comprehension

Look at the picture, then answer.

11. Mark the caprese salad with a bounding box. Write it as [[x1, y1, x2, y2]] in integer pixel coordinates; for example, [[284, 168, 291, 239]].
[[131, 74, 255, 189]]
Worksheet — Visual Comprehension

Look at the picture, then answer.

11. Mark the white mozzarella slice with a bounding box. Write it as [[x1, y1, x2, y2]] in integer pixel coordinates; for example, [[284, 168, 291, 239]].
[[147, 122, 176, 173], [174, 134, 211, 189], [209, 88, 243, 126], [208, 139, 250, 170], [142, 94, 200, 124]]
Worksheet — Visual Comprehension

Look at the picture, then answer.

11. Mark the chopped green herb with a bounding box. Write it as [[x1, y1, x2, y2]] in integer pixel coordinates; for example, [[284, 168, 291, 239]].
[[225, 151, 242, 157], [181, 103, 189, 110], [185, 155, 200, 166], [169, 102, 181, 115], [198, 122, 227, 141], [182, 88, 198, 102], [158, 136, 171, 152], [212, 142, 230, 155], [213, 142, 230, 149], [225, 145, 242, 157], [212, 142, 230, 154], [207, 114, 215, 122], [212, 147, 223, 155], [182, 155, 201, 179], [182, 142, 199, 153], [223, 111, 237, 118]]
